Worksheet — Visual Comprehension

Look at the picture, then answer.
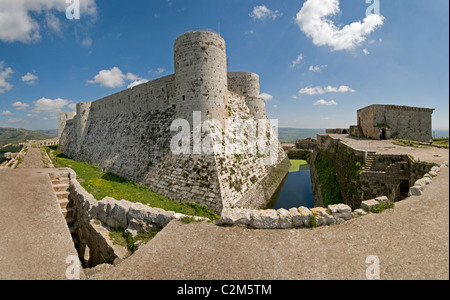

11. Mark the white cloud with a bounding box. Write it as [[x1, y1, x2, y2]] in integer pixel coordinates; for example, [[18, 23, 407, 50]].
[[299, 86, 325, 95], [68, 103, 77, 111], [22, 72, 39, 84], [250, 5, 282, 21], [2, 110, 13, 116], [128, 79, 149, 89], [88, 67, 148, 89], [260, 93, 273, 101], [299, 85, 355, 95], [148, 67, 166, 76], [31, 98, 70, 114], [44, 11, 63, 36], [125, 72, 141, 81], [313, 99, 338, 106], [324, 85, 355, 93], [126, 72, 148, 89], [87, 67, 126, 88], [363, 48, 370, 55], [290, 53, 304, 68], [0, 0, 97, 43], [309, 65, 328, 72], [0, 61, 14, 93], [273, 105, 278, 108], [12, 101, 30, 110], [295, 0, 385, 51]]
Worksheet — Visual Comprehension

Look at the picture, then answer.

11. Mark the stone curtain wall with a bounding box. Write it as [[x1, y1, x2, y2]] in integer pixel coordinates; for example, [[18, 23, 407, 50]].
[[58, 112, 76, 139], [310, 135, 365, 209], [58, 31, 288, 214], [215, 90, 289, 209], [379, 105, 434, 143], [356, 105, 376, 139]]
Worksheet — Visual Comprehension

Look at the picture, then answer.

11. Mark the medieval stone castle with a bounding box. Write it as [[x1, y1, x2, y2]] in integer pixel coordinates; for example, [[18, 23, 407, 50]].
[[58, 30, 290, 214]]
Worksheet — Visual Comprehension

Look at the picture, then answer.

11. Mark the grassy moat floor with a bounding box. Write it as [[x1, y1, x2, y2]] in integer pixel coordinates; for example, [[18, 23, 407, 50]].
[[45, 145, 219, 220], [288, 159, 309, 173]]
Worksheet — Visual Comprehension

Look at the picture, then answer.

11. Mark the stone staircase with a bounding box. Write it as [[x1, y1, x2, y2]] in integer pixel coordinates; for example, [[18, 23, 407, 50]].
[[364, 152, 377, 172], [49, 172, 78, 245]]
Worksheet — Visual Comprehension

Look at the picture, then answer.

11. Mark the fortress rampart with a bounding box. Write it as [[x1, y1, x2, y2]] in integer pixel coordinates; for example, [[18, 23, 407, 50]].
[[58, 30, 289, 213]]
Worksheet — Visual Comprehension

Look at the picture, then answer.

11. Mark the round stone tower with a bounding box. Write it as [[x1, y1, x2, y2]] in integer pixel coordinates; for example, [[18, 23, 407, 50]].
[[174, 30, 228, 126]]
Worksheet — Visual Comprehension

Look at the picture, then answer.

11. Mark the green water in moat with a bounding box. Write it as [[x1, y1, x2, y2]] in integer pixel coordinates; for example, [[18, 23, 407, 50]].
[[267, 160, 314, 209]]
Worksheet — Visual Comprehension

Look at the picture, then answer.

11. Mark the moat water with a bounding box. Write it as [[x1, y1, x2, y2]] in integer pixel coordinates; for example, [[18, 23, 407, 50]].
[[267, 160, 314, 210]]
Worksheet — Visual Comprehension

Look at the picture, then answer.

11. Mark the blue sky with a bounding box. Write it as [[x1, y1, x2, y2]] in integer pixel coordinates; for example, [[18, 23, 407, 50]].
[[0, 0, 448, 130]]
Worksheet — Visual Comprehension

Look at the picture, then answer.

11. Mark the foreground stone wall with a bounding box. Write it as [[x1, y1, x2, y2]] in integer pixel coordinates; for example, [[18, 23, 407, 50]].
[[67, 170, 208, 267]]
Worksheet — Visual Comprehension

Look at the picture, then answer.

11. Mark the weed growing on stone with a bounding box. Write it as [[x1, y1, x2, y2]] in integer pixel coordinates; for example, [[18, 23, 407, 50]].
[[110, 227, 160, 253], [371, 201, 395, 214], [309, 214, 317, 228]]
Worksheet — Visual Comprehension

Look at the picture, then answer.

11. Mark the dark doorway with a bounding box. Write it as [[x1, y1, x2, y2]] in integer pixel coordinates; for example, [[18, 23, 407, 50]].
[[399, 180, 410, 200], [381, 128, 387, 140]]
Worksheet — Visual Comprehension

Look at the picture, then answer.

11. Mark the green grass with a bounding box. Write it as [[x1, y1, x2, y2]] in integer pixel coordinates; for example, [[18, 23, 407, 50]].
[[394, 138, 449, 148], [46, 145, 219, 220], [289, 159, 309, 173], [433, 138, 449, 146], [110, 227, 160, 253], [371, 201, 395, 214]]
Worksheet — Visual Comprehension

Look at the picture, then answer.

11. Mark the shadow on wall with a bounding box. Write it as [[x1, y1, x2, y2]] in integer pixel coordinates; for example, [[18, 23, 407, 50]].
[[101, 172, 132, 184]]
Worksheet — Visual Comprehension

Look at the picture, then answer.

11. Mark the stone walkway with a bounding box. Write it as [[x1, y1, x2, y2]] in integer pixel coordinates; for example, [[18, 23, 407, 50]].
[[327, 134, 449, 164], [16, 147, 44, 169], [0, 150, 84, 279]]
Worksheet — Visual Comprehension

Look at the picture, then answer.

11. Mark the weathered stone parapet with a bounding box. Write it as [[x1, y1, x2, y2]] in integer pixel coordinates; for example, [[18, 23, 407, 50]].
[[216, 160, 445, 229], [216, 203, 358, 229], [67, 170, 210, 267], [408, 165, 442, 197]]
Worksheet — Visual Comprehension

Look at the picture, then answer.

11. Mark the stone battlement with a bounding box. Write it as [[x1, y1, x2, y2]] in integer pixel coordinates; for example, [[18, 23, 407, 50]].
[[358, 104, 435, 113]]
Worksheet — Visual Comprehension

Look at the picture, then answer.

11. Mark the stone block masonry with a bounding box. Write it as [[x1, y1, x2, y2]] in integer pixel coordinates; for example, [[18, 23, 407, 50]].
[[58, 30, 289, 214], [310, 134, 436, 210], [66, 168, 209, 267], [353, 104, 434, 143]]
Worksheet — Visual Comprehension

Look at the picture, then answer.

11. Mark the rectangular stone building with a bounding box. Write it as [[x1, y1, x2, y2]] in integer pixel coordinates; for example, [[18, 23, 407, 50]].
[[350, 104, 434, 143]]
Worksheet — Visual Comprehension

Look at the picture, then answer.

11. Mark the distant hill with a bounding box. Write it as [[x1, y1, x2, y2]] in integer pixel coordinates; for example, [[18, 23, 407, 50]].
[[278, 128, 326, 143], [0, 127, 56, 148], [36, 129, 59, 136]]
